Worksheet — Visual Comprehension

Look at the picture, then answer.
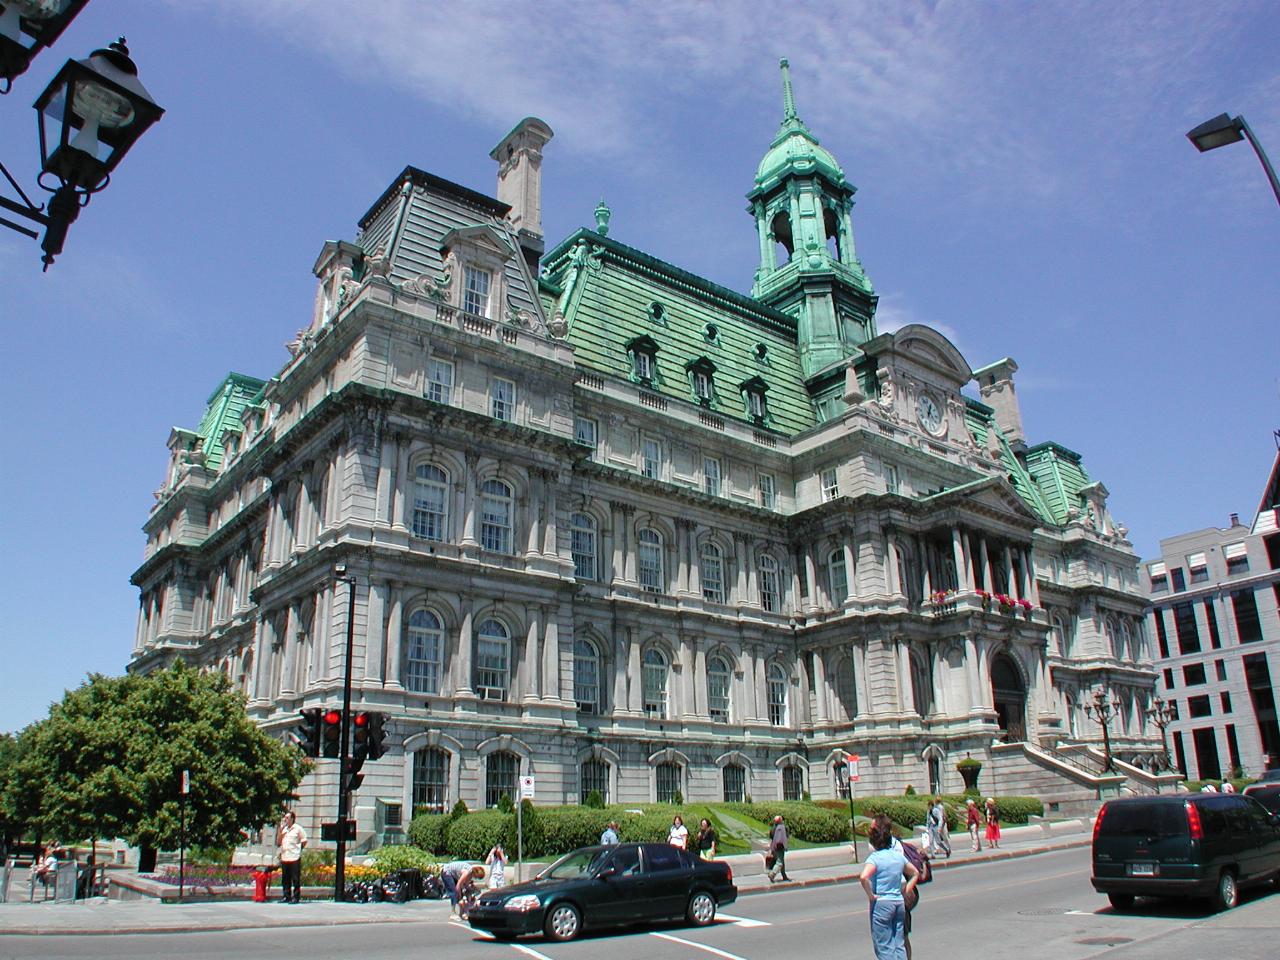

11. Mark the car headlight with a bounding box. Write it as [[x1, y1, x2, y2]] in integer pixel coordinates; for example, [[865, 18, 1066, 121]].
[[504, 894, 542, 912]]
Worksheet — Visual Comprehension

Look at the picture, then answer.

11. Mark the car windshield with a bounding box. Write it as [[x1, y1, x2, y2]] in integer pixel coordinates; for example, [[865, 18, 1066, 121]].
[[541, 848, 612, 880]]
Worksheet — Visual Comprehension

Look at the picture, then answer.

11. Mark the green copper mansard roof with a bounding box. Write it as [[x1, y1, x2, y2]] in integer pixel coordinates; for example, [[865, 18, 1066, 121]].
[[753, 58, 847, 196], [188, 373, 266, 471]]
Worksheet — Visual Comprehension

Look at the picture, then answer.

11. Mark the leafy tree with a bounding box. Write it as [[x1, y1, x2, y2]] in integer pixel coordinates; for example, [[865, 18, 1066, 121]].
[[11, 665, 307, 852], [0, 732, 21, 842]]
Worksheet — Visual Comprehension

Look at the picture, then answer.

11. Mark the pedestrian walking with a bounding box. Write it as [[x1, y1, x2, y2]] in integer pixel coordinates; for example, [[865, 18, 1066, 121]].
[[276, 811, 307, 903], [965, 798, 982, 852], [859, 815, 920, 960], [926, 798, 951, 858], [696, 818, 718, 861], [600, 820, 620, 845], [668, 814, 689, 849], [1221, 780, 1236, 793], [984, 797, 1001, 848], [485, 844, 507, 889], [767, 815, 790, 882]]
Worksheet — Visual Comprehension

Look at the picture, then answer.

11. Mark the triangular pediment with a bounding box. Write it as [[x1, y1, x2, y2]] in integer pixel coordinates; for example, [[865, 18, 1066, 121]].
[[440, 224, 513, 260], [926, 475, 1042, 527]]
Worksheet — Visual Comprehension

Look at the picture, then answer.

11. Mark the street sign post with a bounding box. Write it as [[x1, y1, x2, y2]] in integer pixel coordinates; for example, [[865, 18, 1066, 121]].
[[517, 775, 534, 882], [179, 769, 190, 901], [844, 754, 860, 862]]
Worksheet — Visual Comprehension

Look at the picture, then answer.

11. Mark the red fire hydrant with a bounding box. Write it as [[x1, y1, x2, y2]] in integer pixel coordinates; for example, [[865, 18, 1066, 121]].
[[251, 866, 275, 903]]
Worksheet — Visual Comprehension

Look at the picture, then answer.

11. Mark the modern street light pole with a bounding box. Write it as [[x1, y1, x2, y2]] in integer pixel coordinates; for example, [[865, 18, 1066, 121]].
[[1187, 112, 1280, 209], [1084, 689, 1123, 772], [333, 563, 357, 902]]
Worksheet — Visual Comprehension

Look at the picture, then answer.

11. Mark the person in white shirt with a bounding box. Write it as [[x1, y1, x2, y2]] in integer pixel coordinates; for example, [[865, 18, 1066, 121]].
[[276, 812, 307, 903], [668, 815, 689, 849]]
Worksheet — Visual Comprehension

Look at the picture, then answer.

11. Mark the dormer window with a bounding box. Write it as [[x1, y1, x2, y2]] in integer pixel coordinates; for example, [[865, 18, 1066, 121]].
[[626, 334, 659, 384], [635, 351, 653, 380], [739, 376, 769, 424], [464, 266, 492, 317], [694, 370, 713, 401], [748, 390, 766, 419], [687, 357, 716, 405]]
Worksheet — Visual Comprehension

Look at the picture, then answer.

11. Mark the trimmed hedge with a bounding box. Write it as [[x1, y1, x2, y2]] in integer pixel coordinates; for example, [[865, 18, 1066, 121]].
[[366, 844, 444, 876], [408, 813, 451, 855], [819, 795, 1044, 830], [721, 801, 849, 843]]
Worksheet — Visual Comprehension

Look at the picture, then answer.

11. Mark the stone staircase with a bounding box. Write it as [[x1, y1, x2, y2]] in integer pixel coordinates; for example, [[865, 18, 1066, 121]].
[[989, 741, 1183, 816]]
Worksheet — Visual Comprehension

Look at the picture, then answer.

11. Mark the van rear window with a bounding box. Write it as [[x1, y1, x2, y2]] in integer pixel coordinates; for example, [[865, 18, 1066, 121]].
[[1099, 803, 1189, 837]]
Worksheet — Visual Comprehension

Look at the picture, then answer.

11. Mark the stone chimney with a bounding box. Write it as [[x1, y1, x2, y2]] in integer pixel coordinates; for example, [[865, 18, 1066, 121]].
[[974, 358, 1026, 452], [1230, 512, 1241, 527], [491, 117, 554, 270]]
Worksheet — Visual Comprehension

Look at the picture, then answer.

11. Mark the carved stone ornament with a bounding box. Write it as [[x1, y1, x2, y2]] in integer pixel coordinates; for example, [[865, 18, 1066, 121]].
[[875, 367, 895, 411], [547, 311, 568, 338], [285, 328, 315, 357], [363, 246, 391, 280]]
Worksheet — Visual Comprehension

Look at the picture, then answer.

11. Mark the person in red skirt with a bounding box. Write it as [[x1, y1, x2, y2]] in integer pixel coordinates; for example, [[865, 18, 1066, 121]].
[[984, 797, 1001, 848]]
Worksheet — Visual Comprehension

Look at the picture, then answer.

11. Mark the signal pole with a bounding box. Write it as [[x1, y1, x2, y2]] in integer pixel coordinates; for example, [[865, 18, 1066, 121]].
[[334, 564, 357, 901]]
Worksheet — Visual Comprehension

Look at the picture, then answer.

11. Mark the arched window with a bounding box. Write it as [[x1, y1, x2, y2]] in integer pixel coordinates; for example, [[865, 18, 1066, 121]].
[[573, 638, 601, 714], [642, 648, 668, 718], [475, 618, 510, 700], [767, 663, 788, 726], [827, 549, 848, 605], [580, 759, 609, 804], [485, 750, 519, 808], [1051, 613, 1068, 658], [910, 652, 933, 716], [835, 655, 858, 720], [412, 464, 448, 541], [405, 608, 444, 694], [638, 528, 664, 593], [1106, 616, 1122, 659], [570, 512, 597, 581], [480, 479, 513, 553], [701, 543, 724, 603], [1065, 693, 1079, 738], [707, 654, 732, 723], [782, 764, 804, 801], [656, 761, 681, 803], [412, 746, 449, 815], [759, 555, 780, 612], [1119, 620, 1134, 662], [722, 763, 746, 802]]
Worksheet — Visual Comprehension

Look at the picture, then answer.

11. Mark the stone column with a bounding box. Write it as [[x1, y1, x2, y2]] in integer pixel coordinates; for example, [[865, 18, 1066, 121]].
[[385, 585, 404, 689], [525, 471, 544, 558], [522, 607, 542, 701], [679, 634, 697, 719], [461, 453, 479, 547], [803, 549, 818, 611], [543, 606, 562, 703], [365, 580, 388, 684], [542, 471, 559, 556], [979, 537, 992, 592], [852, 642, 868, 718], [609, 502, 625, 586], [896, 639, 912, 713], [812, 649, 830, 723], [755, 648, 769, 721], [1003, 544, 1015, 598], [279, 603, 299, 697], [375, 434, 395, 527], [456, 599, 474, 696], [739, 646, 759, 722], [734, 534, 750, 602], [886, 538, 902, 596], [251, 616, 274, 702], [393, 434, 411, 531], [1026, 549, 1042, 605], [322, 449, 337, 533], [613, 625, 629, 714], [952, 527, 970, 591], [677, 519, 694, 595], [842, 540, 856, 599], [627, 632, 642, 713]]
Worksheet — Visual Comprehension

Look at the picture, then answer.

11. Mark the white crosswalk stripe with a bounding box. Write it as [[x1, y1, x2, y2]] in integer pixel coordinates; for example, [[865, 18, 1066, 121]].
[[651, 931, 751, 960], [718, 911, 771, 927]]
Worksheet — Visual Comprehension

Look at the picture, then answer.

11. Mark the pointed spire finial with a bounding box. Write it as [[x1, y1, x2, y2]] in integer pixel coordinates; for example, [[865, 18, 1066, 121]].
[[780, 57, 798, 122], [594, 197, 611, 237]]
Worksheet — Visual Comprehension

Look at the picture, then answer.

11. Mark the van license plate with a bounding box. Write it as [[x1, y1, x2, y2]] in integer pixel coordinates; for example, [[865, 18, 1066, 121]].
[[1129, 863, 1156, 876]]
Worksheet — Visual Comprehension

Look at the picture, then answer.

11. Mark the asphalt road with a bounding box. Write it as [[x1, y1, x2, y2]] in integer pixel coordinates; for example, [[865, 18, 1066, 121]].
[[2, 848, 1277, 960]]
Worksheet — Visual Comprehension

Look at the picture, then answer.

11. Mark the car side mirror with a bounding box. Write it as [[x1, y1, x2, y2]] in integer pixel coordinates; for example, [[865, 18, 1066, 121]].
[[596, 866, 617, 880]]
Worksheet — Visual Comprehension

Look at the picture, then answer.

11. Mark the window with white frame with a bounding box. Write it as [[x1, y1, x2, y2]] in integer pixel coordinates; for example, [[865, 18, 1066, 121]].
[[642, 437, 662, 479], [490, 378, 515, 422], [693, 368, 714, 402], [747, 389, 766, 420], [642, 648, 669, 718], [570, 512, 597, 581], [701, 543, 725, 603], [426, 357, 454, 404], [722, 763, 746, 802], [827, 549, 848, 604], [412, 464, 448, 542], [835, 656, 858, 720], [475, 618, 510, 700], [1187, 552, 1208, 584], [704, 457, 721, 497], [759, 472, 776, 510], [1224, 542, 1249, 575], [759, 555, 780, 612], [463, 266, 492, 317], [707, 654, 731, 722], [883, 463, 899, 494], [782, 765, 804, 801], [580, 759, 609, 804], [405, 608, 444, 694], [767, 663, 788, 726], [633, 349, 654, 381], [485, 750, 519, 807], [1148, 561, 1168, 592], [638, 527, 664, 593], [821, 467, 839, 501], [656, 761, 681, 803], [574, 417, 598, 458], [480, 479, 513, 553], [573, 638, 601, 714], [412, 747, 449, 814]]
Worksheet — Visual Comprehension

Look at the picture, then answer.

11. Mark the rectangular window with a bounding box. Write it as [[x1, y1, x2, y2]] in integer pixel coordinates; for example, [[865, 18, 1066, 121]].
[[1221, 691, 1233, 714], [574, 417, 597, 457], [821, 467, 839, 502], [1204, 599, 1222, 649], [1215, 659, 1228, 682], [1224, 541, 1250, 575], [1163, 668, 1175, 689], [1173, 601, 1201, 654], [571, 517, 596, 581], [463, 266, 492, 317], [704, 457, 721, 497], [1187, 695, 1212, 719], [1170, 567, 1186, 592], [1154, 609, 1170, 658], [633, 350, 653, 381], [490, 377, 515, 421], [701, 550, 724, 604], [693, 370, 713, 401], [747, 390, 765, 419], [580, 760, 609, 804], [759, 472, 777, 510], [1187, 551, 1209, 584], [722, 764, 746, 802], [1232, 588, 1263, 643], [426, 357, 454, 404], [656, 762, 680, 802], [642, 437, 662, 479], [1267, 533, 1280, 570], [475, 639, 508, 700], [1183, 663, 1207, 686], [412, 749, 449, 814], [883, 463, 899, 495]]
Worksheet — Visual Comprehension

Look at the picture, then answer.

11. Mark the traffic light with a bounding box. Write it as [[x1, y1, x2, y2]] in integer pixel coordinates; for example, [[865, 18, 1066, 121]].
[[321, 708, 343, 758], [293, 707, 323, 757], [345, 712, 372, 795], [366, 712, 388, 760]]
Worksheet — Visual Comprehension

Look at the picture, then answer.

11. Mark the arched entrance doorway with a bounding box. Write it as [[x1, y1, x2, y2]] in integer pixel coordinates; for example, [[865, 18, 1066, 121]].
[[991, 653, 1027, 742]]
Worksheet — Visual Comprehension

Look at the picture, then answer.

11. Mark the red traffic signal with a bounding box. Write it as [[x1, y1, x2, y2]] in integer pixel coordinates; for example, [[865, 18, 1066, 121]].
[[321, 709, 343, 758]]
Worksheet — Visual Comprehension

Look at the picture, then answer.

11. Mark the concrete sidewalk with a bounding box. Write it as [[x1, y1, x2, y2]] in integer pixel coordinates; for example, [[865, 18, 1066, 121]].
[[0, 821, 1090, 936]]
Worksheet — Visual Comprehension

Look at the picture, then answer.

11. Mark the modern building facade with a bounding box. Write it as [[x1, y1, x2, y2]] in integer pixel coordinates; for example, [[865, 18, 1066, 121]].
[[1141, 443, 1280, 779], [129, 64, 1160, 841]]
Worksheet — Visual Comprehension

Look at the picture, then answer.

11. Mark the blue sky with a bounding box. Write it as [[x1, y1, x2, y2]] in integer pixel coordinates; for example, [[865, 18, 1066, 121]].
[[2, 1, 1277, 733]]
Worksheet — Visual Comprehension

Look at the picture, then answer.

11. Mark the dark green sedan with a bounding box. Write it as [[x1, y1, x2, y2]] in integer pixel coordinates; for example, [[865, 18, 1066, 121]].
[[467, 842, 737, 942]]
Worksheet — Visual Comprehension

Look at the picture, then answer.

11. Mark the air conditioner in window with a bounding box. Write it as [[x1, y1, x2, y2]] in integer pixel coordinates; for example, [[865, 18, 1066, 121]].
[[478, 686, 506, 701]]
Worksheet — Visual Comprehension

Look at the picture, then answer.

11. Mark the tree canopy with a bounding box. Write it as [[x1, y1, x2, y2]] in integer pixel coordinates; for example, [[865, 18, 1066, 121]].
[[8, 665, 307, 850]]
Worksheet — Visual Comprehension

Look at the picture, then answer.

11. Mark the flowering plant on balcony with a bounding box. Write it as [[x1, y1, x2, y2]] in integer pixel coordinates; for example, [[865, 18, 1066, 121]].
[[994, 593, 1017, 611], [930, 589, 956, 604], [1017, 598, 1033, 611], [976, 589, 991, 607]]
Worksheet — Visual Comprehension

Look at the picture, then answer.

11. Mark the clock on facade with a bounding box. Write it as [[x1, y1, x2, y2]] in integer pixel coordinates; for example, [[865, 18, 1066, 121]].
[[916, 392, 945, 435]]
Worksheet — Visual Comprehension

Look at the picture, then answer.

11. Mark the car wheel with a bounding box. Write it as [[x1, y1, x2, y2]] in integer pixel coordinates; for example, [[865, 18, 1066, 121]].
[[1107, 893, 1134, 912], [544, 902, 582, 942], [687, 891, 717, 926], [1212, 870, 1239, 912]]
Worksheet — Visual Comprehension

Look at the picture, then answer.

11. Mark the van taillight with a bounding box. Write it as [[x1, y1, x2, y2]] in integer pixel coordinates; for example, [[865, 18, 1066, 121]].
[[1186, 802, 1203, 839], [725, 864, 733, 883], [1093, 803, 1107, 841]]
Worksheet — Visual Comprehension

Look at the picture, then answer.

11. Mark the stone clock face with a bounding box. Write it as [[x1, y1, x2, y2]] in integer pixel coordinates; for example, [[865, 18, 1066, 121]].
[[917, 392, 944, 435]]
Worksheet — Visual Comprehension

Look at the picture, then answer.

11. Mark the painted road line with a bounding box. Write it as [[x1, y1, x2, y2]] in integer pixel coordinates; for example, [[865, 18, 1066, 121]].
[[651, 931, 751, 960], [718, 912, 771, 927], [512, 944, 557, 960]]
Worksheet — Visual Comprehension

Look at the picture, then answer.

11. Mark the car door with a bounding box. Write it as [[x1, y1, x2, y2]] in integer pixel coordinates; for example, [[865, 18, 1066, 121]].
[[590, 845, 647, 927], [1241, 796, 1280, 881], [641, 843, 689, 919]]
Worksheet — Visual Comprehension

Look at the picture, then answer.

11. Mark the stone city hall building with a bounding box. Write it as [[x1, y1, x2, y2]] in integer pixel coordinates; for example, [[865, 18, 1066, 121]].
[[129, 64, 1162, 841]]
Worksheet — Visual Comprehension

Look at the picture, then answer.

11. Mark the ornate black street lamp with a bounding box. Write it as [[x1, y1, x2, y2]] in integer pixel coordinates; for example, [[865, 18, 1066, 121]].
[[1145, 696, 1176, 773], [2, 34, 163, 269], [1084, 688, 1123, 772], [1187, 112, 1280, 209], [0, 0, 90, 92]]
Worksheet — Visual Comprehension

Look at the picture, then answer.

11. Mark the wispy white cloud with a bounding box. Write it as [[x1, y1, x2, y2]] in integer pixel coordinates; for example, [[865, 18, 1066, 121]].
[[873, 291, 969, 357]]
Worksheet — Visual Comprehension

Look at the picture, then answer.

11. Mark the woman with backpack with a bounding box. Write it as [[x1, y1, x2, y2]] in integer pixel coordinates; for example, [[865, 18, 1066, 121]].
[[860, 815, 921, 960]]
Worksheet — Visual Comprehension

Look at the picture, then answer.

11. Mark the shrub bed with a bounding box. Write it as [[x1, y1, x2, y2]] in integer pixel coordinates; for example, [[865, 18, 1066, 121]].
[[818, 795, 1044, 830], [721, 801, 849, 843]]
